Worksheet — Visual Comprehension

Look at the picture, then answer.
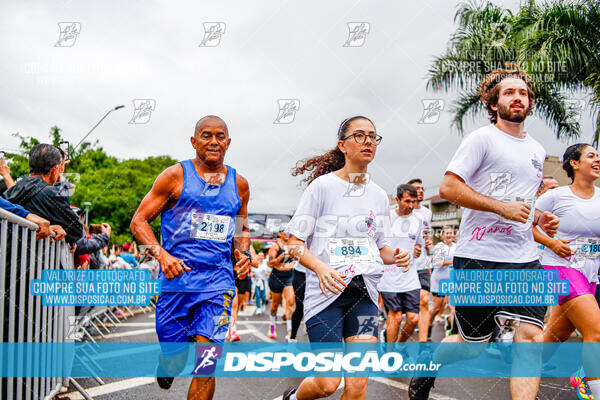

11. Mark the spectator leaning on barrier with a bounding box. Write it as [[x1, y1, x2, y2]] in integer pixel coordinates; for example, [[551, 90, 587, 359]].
[[2, 144, 84, 244]]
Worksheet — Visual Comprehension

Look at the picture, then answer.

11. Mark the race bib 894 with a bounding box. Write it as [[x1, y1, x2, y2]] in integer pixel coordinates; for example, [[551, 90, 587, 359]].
[[328, 238, 375, 266]]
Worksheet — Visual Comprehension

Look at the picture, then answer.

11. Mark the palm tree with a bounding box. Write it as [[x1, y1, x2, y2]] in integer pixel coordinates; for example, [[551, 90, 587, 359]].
[[427, 0, 600, 145]]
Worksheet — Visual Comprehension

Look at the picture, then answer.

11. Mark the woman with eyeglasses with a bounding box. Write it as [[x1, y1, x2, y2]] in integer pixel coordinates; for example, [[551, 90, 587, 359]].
[[281, 116, 410, 400]]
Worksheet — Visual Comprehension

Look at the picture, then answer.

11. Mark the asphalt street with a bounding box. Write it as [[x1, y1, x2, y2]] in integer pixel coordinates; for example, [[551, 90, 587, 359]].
[[56, 304, 578, 400]]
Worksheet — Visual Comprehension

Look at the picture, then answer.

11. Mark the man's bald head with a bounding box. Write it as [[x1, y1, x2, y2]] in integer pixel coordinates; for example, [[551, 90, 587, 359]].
[[195, 115, 228, 136]]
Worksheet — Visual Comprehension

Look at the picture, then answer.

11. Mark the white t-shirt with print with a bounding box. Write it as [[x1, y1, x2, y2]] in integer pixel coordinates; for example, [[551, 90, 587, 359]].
[[285, 172, 391, 323], [378, 212, 423, 293], [535, 186, 600, 284], [446, 124, 545, 263], [413, 206, 433, 270]]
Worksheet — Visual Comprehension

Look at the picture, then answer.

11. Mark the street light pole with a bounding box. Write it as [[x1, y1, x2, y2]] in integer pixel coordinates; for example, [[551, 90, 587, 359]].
[[83, 201, 92, 226], [73, 105, 125, 153]]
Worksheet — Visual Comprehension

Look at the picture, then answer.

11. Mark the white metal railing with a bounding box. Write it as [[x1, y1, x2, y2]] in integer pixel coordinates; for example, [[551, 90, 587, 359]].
[[0, 207, 74, 400]]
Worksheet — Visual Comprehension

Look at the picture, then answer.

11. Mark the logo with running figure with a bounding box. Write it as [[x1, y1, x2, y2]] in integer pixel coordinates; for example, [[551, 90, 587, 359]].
[[531, 154, 543, 178], [199, 22, 226, 47], [66, 315, 89, 340], [356, 316, 378, 336], [365, 210, 377, 238], [129, 99, 156, 124], [55, 22, 81, 47], [343, 23, 370, 47], [344, 173, 371, 197], [200, 172, 226, 197], [489, 172, 512, 197], [564, 99, 586, 125], [193, 345, 223, 375], [273, 99, 300, 124], [418, 99, 445, 124]]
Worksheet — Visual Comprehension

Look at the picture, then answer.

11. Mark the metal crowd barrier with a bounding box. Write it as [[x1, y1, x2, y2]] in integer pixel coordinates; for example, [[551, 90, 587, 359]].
[[0, 208, 74, 400], [1, 208, 158, 399]]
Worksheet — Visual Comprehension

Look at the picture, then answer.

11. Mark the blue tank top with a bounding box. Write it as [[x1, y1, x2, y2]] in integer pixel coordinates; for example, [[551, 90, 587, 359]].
[[160, 160, 241, 292]]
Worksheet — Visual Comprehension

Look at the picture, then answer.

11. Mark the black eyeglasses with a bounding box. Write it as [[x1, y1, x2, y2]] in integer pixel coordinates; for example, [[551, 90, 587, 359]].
[[340, 131, 383, 145]]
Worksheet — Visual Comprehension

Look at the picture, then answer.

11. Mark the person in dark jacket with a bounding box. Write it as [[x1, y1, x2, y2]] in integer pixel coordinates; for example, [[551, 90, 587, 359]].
[[2, 144, 84, 244], [73, 223, 111, 256]]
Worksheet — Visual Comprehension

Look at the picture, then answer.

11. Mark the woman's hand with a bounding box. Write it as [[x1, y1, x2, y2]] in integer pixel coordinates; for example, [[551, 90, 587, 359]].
[[313, 263, 347, 297], [548, 239, 573, 259]]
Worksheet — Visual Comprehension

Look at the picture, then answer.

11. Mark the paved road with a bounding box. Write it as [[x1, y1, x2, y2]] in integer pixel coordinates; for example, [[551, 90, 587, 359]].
[[57, 304, 577, 400]]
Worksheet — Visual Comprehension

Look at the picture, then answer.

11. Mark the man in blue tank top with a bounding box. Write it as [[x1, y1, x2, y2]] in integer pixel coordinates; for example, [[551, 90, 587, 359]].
[[130, 115, 251, 400]]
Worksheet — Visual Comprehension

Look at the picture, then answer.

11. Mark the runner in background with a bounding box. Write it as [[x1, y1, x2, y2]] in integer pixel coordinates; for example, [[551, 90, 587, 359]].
[[378, 184, 423, 352], [268, 230, 296, 340], [533, 143, 600, 398], [408, 178, 434, 342], [289, 259, 307, 342], [429, 226, 455, 337], [537, 176, 559, 196], [252, 249, 269, 315], [281, 116, 410, 400]]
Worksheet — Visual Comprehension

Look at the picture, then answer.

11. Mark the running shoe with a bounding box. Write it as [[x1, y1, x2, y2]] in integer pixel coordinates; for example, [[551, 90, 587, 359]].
[[156, 376, 174, 390], [268, 324, 277, 339], [282, 387, 297, 400], [155, 364, 174, 390], [408, 350, 436, 400], [379, 328, 387, 344], [229, 329, 240, 342], [408, 376, 435, 400], [443, 315, 451, 331], [570, 367, 595, 399], [485, 342, 502, 358]]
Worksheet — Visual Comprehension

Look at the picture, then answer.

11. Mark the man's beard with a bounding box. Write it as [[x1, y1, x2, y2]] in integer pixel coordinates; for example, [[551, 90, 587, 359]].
[[497, 102, 528, 123]]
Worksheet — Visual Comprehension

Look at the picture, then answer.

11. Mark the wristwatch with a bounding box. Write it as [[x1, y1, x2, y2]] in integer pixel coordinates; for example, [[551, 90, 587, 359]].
[[240, 250, 252, 263]]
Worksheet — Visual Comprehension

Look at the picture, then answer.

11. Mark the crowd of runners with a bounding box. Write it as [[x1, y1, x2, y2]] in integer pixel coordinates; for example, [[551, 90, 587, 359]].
[[128, 65, 600, 400]]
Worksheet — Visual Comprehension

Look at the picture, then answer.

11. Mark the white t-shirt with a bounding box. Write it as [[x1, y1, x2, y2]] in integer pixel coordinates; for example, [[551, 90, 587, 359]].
[[535, 186, 600, 284], [413, 206, 432, 270], [254, 260, 270, 282], [446, 124, 545, 263], [378, 212, 423, 293], [109, 255, 131, 269], [285, 172, 391, 323]]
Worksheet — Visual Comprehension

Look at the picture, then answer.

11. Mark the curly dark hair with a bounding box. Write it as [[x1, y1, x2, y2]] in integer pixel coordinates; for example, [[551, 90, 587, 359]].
[[562, 143, 591, 183], [291, 116, 374, 185], [478, 64, 535, 124]]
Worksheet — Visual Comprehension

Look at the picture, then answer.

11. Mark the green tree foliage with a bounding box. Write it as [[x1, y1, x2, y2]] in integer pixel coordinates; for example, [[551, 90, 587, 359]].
[[427, 0, 600, 145], [4, 127, 177, 244]]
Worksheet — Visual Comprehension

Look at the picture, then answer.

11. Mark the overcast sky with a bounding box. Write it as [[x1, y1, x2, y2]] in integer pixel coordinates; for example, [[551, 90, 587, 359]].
[[1, 0, 596, 214]]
